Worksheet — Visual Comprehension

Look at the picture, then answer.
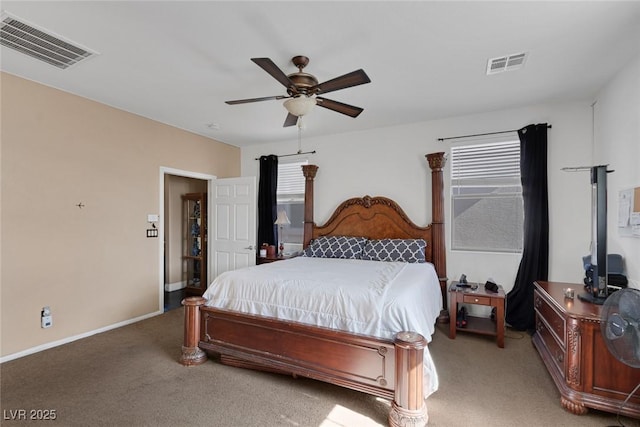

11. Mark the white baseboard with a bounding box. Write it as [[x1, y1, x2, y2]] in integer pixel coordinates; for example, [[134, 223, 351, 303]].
[[0, 310, 163, 364], [164, 281, 186, 292]]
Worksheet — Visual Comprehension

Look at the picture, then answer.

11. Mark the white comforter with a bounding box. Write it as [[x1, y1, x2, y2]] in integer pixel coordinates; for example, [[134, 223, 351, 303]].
[[202, 256, 442, 396]]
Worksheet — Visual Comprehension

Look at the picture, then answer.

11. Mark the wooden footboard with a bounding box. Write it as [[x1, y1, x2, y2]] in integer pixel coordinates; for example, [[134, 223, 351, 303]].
[[180, 297, 428, 426], [179, 152, 446, 427]]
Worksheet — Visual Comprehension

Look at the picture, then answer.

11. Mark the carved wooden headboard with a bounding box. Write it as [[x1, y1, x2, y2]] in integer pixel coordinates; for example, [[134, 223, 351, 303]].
[[301, 152, 448, 305], [311, 195, 433, 264]]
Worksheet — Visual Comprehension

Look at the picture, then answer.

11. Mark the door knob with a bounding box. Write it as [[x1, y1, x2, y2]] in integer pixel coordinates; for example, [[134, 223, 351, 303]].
[[244, 245, 254, 250]]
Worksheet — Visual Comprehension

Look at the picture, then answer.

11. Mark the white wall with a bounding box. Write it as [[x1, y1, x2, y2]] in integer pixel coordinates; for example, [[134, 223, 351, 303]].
[[594, 55, 640, 288], [241, 100, 595, 293]]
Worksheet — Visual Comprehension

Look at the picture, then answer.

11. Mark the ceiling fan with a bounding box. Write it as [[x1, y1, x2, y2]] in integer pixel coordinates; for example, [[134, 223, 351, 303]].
[[225, 55, 371, 127]]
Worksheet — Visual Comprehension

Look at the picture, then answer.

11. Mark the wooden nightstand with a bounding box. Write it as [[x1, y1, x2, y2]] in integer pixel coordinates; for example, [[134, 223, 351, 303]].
[[256, 254, 296, 265], [448, 282, 506, 348]]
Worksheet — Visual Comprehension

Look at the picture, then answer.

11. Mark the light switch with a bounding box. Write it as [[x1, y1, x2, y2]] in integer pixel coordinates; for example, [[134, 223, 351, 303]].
[[148, 214, 159, 222]]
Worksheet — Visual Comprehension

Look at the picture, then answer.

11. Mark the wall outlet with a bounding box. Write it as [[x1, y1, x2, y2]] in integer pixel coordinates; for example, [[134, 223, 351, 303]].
[[41, 306, 52, 328]]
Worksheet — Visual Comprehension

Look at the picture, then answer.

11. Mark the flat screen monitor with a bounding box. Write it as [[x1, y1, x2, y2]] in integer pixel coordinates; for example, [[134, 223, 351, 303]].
[[578, 165, 610, 305]]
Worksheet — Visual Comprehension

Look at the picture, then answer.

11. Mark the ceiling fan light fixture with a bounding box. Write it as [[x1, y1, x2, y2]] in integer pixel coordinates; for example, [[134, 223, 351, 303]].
[[284, 96, 316, 117], [227, 56, 370, 127]]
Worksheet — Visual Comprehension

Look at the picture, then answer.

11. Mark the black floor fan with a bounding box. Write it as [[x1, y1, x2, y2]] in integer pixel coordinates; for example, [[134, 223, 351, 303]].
[[601, 288, 640, 426]]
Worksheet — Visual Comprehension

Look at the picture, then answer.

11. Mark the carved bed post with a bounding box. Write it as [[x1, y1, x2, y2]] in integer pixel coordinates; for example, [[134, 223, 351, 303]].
[[389, 332, 428, 427], [180, 296, 207, 366], [302, 165, 318, 248], [426, 152, 448, 318]]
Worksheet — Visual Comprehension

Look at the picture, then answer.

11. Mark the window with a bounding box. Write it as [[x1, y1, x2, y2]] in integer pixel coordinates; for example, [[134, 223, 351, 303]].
[[277, 159, 307, 247], [451, 140, 523, 253]]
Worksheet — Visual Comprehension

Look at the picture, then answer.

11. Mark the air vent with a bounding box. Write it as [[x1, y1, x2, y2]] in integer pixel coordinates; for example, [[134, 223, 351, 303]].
[[0, 12, 97, 69], [486, 52, 527, 75]]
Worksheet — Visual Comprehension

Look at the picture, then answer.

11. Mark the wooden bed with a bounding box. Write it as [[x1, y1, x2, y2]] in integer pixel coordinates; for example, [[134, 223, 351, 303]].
[[180, 152, 447, 427]]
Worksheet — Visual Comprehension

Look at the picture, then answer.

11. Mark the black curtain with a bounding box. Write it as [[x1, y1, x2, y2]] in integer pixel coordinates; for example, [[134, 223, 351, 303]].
[[257, 155, 278, 247], [506, 124, 549, 331]]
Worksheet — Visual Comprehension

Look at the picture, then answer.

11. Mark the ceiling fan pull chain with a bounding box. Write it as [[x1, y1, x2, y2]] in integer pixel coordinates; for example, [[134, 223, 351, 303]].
[[297, 118, 303, 154]]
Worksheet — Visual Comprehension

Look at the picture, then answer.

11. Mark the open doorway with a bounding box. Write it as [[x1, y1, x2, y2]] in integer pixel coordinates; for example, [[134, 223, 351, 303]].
[[159, 167, 216, 312]]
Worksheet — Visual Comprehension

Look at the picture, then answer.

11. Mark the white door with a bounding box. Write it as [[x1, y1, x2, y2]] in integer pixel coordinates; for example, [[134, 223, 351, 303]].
[[212, 176, 257, 278]]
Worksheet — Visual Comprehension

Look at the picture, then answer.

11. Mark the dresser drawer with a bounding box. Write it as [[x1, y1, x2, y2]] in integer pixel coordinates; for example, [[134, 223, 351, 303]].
[[463, 294, 491, 306], [536, 317, 565, 378], [534, 289, 565, 346]]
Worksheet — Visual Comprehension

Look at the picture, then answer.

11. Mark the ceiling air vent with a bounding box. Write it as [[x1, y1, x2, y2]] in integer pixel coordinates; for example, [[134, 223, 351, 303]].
[[486, 52, 527, 75], [0, 12, 97, 69]]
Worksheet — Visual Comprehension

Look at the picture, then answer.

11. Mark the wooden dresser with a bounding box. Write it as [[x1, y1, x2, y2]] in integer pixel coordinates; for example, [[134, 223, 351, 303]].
[[533, 281, 640, 417]]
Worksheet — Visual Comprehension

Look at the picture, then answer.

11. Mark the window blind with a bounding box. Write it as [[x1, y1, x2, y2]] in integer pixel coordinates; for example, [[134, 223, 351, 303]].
[[450, 139, 523, 252], [451, 140, 520, 182], [277, 160, 307, 198]]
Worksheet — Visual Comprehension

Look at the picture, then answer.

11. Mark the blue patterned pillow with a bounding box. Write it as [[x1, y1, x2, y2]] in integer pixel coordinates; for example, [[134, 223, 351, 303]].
[[361, 239, 426, 263], [302, 236, 367, 259]]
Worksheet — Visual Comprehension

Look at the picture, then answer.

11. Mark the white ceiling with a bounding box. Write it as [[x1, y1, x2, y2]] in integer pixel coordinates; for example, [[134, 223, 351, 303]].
[[2, 1, 639, 147]]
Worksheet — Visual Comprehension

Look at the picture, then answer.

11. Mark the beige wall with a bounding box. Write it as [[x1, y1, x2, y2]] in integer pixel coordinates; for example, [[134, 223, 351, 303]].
[[1, 72, 240, 358]]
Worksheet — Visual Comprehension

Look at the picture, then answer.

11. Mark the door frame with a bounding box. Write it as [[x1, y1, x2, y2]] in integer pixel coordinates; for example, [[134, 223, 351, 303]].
[[159, 167, 216, 311]]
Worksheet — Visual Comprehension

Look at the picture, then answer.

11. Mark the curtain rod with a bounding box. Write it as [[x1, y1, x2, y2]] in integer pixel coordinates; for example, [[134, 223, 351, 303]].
[[438, 124, 552, 142], [254, 150, 316, 160]]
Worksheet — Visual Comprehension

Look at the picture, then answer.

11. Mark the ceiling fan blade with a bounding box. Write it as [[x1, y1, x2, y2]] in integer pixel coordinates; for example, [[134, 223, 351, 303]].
[[283, 113, 298, 127], [225, 95, 287, 105], [316, 97, 364, 118], [252, 58, 296, 90], [311, 69, 371, 95]]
